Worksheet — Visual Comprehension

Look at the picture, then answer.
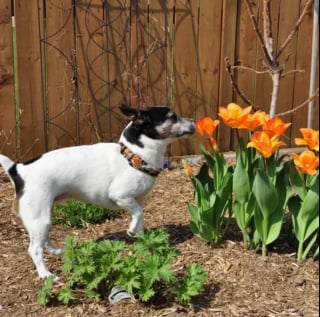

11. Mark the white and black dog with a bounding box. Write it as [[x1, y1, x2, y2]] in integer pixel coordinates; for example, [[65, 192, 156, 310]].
[[0, 104, 195, 278]]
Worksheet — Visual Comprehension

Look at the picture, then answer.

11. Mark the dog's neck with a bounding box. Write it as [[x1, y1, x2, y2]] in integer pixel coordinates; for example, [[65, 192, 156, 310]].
[[119, 123, 170, 169]]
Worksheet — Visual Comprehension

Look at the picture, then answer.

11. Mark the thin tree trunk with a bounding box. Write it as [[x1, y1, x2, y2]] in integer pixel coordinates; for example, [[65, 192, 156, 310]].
[[270, 71, 281, 118]]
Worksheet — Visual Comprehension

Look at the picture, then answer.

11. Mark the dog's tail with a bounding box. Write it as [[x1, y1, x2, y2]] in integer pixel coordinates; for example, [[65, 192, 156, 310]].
[[0, 154, 15, 175]]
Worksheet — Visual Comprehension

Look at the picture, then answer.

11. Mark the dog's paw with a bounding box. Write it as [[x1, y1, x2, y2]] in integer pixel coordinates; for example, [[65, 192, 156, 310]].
[[38, 272, 59, 282], [126, 230, 137, 239]]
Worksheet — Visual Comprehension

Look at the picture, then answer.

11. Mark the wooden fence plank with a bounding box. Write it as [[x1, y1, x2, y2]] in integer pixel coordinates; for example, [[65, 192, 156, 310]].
[[43, 0, 77, 150], [231, 0, 260, 145], [102, 0, 131, 141], [130, 0, 143, 107], [235, 0, 259, 107], [145, 0, 170, 107], [291, 0, 319, 143], [254, 0, 282, 114], [14, 0, 45, 160], [276, 0, 300, 145], [76, 0, 104, 144], [194, 0, 223, 151], [76, 0, 130, 144], [0, 0, 16, 158], [170, 0, 199, 156], [217, 0, 238, 151]]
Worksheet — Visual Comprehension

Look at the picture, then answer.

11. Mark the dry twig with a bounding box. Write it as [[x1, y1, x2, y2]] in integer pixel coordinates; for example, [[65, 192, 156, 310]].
[[277, 88, 319, 117], [224, 57, 259, 111]]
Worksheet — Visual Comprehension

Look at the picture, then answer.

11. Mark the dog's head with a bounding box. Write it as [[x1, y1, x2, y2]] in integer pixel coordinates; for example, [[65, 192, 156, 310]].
[[119, 104, 195, 146]]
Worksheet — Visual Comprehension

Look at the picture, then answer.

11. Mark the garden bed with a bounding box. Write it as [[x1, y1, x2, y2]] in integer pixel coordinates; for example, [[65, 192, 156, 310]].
[[0, 165, 318, 316]]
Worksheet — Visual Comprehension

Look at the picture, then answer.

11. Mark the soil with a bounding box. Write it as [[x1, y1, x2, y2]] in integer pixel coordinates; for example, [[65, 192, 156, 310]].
[[0, 163, 319, 317]]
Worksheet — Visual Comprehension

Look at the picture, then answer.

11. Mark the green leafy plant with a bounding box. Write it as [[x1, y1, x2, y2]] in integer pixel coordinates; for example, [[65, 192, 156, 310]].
[[184, 143, 233, 244], [37, 228, 206, 306], [288, 154, 319, 260], [232, 138, 260, 249], [190, 104, 319, 259], [53, 200, 120, 228], [37, 275, 56, 306]]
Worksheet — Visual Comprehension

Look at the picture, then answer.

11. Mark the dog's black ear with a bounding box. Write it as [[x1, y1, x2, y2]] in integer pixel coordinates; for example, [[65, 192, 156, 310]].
[[118, 103, 134, 116], [119, 104, 145, 125]]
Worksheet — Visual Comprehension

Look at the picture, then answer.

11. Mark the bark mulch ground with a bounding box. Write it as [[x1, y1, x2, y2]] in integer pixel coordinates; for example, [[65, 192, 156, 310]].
[[0, 165, 318, 317]]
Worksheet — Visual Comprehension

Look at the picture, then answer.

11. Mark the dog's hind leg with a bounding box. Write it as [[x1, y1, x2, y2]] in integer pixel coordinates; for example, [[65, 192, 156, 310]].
[[19, 198, 54, 278], [28, 227, 53, 278]]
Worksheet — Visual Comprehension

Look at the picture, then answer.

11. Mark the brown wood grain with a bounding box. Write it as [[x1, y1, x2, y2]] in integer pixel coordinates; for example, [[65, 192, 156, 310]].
[[0, 0, 16, 158], [0, 0, 318, 158]]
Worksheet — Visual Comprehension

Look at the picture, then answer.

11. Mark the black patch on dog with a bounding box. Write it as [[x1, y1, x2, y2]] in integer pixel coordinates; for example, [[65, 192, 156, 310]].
[[8, 164, 25, 196], [123, 107, 172, 147], [123, 125, 144, 147], [23, 155, 42, 165]]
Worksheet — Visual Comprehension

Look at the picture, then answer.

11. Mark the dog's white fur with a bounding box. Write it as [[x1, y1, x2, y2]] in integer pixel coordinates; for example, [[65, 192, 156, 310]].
[[0, 105, 195, 278]]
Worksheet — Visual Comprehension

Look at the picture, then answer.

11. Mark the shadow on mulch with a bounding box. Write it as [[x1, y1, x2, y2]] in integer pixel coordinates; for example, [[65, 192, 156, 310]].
[[99, 217, 301, 257], [98, 223, 194, 246]]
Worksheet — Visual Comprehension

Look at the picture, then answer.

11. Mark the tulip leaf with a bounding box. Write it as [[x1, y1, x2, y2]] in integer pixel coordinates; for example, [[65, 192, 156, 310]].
[[302, 231, 318, 260], [188, 203, 199, 223], [265, 209, 284, 244], [190, 221, 200, 236], [298, 178, 319, 225], [287, 195, 302, 235], [252, 169, 278, 218], [199, 224, 214, 242], [304, 216, 319, 243], [288, 162, 306, 199], [233, 153, 251, 204], [201, 206, 215, 226]]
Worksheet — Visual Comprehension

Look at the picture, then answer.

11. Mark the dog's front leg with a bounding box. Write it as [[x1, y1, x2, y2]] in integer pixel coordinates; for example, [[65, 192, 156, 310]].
[[112, 197, 144, 236]]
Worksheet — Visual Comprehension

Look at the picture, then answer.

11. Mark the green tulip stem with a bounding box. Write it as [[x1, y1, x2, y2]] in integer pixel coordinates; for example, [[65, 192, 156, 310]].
[[262, 243, 267, 257]]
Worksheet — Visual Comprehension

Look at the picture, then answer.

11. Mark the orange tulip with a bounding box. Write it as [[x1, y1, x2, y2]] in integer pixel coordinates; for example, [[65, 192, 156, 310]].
[[292, 150, 319, 176], [218, 103, 252, 129], [240, 110, 269, 131], [181, 159, 193, 177], [247, 131, 286, 158], [262, 117, 291, 137], [205, 137, 219, 152], [196, 117, 220, 138], [294, 128, 319, 152]]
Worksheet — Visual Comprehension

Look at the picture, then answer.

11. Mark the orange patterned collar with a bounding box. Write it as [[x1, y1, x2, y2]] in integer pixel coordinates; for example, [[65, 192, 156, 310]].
[[119, 143, 162, 177]]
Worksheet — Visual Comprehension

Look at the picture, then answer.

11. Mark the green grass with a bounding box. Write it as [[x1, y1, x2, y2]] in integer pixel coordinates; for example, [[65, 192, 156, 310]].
[[53, 200, 121, 228]]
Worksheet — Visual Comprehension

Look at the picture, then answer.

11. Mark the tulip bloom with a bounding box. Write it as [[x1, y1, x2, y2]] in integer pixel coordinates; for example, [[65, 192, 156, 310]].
[[218, 103, 252, 129], [205, 137, 219, 152], [294, 128, 319, 152], [262, 117, 291, 137], [292, 150, 319, 176], [182, 159, 193, 177], [195, 117, 220, 138], [247, 131, 286, 158], [240, 111, 269, 131]]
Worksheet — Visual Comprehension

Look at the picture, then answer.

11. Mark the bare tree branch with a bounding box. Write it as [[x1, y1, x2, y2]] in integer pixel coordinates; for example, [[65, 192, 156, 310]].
[[226, 0, 314, 118], [263, 0, 274, 62], [224, 57, 259, 111], [276, 88, 319, 117], [231, 65, 269, 75], [281, 69, 305, 78], [276, 0, 314, 59], [244, 0, 274, 69]]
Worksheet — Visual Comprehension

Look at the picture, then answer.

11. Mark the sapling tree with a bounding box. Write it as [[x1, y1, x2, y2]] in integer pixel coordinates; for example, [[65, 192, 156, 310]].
[[225, 0, 318, 117]]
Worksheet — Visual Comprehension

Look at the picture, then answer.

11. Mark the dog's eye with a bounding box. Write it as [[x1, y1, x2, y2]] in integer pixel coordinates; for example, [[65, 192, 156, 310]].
[[168, 113, 178, 122]]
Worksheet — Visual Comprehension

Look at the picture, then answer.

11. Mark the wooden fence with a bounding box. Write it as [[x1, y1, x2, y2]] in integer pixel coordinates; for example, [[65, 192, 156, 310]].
[[0, 0, 318, 160]]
